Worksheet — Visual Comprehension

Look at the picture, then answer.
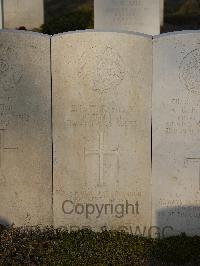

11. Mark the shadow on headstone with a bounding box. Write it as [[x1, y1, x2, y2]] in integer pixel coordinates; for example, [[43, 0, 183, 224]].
[[0, 31, 52, 227], [156, 206, 200, 238], [0, 216, 10, 227]]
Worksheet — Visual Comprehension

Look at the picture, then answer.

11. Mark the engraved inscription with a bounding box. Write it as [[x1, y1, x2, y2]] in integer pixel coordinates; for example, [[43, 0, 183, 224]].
[[108, 0, 142, 26], [65, 104, 136, 130], [78, 46, 125, 93], [0, 97, 15, 128], [165, 98, 200, 136], [0, 97, 30, 129], [0, 129, 18, 168], [179, 49, 200, 94], [84, 132, 120, 186]]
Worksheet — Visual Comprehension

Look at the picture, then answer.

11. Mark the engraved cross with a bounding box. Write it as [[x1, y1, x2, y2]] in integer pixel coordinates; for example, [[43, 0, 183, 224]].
[[185, 157, 200, 191], [84, 132, 119, 186], [0, 129, 18, 168]]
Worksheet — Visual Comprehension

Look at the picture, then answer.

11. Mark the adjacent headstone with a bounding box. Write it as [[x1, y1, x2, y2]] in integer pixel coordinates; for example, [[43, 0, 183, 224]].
[[3, 0, 44, 29], [0, 31, 52, 226], [160, 0, 164, 27], [152, 32, 200, 236], [0, 0, 2, 29], [94, 0, 160, 36], [52, 31, 152, 233]]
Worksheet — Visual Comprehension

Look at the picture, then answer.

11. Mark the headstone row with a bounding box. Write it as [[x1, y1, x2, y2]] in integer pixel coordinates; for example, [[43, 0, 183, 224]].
[[0, 30, 199, 237], [1, 0, 164, 35]]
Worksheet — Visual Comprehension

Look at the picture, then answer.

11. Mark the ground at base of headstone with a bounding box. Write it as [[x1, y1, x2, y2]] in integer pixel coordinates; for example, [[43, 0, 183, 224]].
[[0, 226, 200, 265]]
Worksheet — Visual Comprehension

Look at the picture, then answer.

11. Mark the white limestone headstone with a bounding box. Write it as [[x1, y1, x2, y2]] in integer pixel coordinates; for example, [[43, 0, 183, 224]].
[[52, 31, 152, 233], [0, 0, 2, 29], [3, 0, 44, 30], [0, 31, 52, 226], [160, 0, 164, 27], [94, 0, 160, 36], [152, 31, 200, 236]]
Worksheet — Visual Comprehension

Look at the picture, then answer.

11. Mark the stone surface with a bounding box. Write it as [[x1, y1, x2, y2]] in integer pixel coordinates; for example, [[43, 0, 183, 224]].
[[0, 0, 2, 29], [160, 0, 164, 27], [52, 31, 152, 233], [3, 0, 44, 29], [0, 31, 52, 226], [152, 32, 200, 236], [94, 0, 160, 35]]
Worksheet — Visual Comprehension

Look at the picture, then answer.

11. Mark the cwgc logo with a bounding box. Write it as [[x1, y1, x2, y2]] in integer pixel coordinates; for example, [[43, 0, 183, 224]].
[[78, 46, 125, 93], [0, 46, 23, 92], [179, 48, 200, 94]]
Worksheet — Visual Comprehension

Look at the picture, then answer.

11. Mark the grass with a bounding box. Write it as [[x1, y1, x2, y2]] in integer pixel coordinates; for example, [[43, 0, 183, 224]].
[[0, 226, 200, 265]]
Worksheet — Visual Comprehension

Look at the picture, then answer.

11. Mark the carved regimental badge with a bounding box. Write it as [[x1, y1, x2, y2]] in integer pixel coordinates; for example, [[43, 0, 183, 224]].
[[78, 46, 125, 94], [179, 48, 200, 95], [0, 46, 23, 92]]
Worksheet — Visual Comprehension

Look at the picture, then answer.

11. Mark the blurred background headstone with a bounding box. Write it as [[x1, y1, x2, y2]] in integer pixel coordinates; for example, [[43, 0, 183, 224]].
[[3, 0, 44, 30], [94, 0, 160, 35]]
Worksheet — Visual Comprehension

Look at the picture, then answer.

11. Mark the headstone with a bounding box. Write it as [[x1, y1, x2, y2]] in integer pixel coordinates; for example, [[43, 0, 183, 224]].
[[52, 31, 152, 233], [3, 0, 44, 30], [152, 32, 200, 236], [160, 0, 164, 27], [94, 0, 160, 36], [0, 31, 52, 226], [0, 0, 2, 29]]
